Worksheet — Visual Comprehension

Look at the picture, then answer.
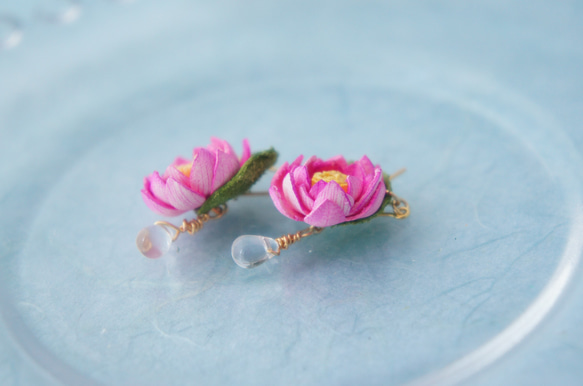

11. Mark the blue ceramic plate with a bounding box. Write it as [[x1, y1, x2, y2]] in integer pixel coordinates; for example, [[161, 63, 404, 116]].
[[1, 1, 582, 385]]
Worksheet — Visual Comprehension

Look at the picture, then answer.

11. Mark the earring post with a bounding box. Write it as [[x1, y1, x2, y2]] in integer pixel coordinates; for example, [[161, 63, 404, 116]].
[[389, 168, 407, 181], [242, 191, 270, 196]]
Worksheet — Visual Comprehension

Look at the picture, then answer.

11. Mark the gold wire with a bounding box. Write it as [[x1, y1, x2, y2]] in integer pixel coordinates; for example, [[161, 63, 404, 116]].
[[389, 167, 407, 181], [270, 226, 324, 256], [382, 168, 410, 219], [154, 204, 228, 242], [242, 191, 270, 196], [378, 191, 410, 219]]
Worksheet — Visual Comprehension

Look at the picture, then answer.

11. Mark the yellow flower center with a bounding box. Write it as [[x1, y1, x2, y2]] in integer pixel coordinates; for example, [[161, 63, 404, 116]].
[[311, 170, 349, 192], [176, 163, 192, 177]]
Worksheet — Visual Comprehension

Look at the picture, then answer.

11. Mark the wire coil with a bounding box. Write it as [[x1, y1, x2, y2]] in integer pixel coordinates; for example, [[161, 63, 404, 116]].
[[273, 226, 323, 255], [155, 204, 227, 241], [379, 191, 410, 219]]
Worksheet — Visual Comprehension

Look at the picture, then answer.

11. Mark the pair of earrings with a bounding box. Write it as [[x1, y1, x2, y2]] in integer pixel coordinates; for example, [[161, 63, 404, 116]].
[[136, 138, 410, 269]]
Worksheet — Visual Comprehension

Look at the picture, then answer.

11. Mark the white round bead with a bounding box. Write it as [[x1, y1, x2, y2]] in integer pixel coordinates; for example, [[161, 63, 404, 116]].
[[136, 225, 172, 259]]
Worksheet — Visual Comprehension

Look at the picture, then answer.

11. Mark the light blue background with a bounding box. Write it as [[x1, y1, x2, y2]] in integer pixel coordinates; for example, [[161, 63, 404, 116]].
[[1, 1, 582, 385]]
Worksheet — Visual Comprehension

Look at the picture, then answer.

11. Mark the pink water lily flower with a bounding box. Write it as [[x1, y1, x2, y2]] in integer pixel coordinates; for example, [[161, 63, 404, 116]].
[[142, 138, 251, 216], [269, 155, 386, 227]]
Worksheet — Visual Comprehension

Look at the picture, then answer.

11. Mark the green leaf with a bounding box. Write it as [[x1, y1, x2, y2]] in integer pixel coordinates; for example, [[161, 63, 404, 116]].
[[197, 148, 278, 214], [334, 172, 393, 227]]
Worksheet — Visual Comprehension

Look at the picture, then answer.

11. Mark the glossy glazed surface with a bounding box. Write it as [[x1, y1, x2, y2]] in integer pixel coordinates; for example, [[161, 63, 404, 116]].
[[1, 1, 582, 385]]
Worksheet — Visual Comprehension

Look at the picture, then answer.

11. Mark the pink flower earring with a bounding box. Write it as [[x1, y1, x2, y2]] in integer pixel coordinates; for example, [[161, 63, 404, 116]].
[[231, 154, 410, 268], [136, 138, 277, 259]]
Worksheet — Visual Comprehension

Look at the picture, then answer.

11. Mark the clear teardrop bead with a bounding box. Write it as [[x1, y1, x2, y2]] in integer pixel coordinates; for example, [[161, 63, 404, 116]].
[[136, 225, 172, 259], [231, 235, 279, 268]]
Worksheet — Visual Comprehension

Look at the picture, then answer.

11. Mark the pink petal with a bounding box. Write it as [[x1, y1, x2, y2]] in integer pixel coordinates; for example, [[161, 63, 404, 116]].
[[313, 181, 354, 216], [169, 156, 191, 168], [321, 155, 349, 173], [309, 179, 328, 197], [357, 155, 375, 175], [303, 155, 320, 175], [269, 185, 304, 221], [298, 185, 314, 211], [189, 147, 215, 197], [304, 199, 347, 227], [147, 172, 168, 201], [271, 155, 303, 188], [292, 166, 311, 190], [346, 179, 386, 221], [290, 155, 304, 168], [305, 155, 349, 174], [211, 149, 240, 192], [271, 161, 290, 188], [208, 137, 236, 155], [346, 175, 363, 200], [164, 165, 189, 186], [283, 172, 309, 215], [346, 162, 365, 182], [165, 177, 206, 211], [141, 189, 184, 217], [349, 168, 384, 216], [240, 138, 251, 165], [163, 157, 190, 180]]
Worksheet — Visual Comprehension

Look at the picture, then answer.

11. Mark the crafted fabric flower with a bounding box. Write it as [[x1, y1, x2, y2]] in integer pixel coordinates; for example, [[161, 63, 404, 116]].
[[142, 138, 251, 216], [269, 155, 386, 227]]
